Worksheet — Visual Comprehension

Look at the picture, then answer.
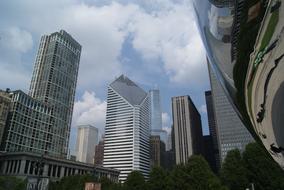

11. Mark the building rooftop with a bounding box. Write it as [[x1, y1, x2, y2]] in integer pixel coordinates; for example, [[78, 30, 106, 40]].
[[110, 75, 147, 106]]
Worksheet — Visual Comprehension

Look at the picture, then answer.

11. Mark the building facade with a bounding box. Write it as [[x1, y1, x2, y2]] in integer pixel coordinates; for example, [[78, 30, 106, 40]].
[[208, 63, 254, 162], [202, 135, 217, 173], [172, 96, 203, 164], [103, 75, 150, 182], [94, 140, 104, 166], [0, 90, 11, 145], [29, 30, 81, 157], [76, 125, 99, 164], [1, 90, 53, 155], [205, 90, 220, 171], [149, 90, 168, 150], [0, 152, 119, 182], [149, 135, 165, 168]]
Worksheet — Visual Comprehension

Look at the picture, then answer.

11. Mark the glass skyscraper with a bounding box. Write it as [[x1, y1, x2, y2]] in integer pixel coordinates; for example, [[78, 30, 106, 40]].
[[208, 63, 254, 162], [149, 89, 168, 149], [1, 30, 81, 158], [103, 75, 150, 182], [29, 30, 81, 157]]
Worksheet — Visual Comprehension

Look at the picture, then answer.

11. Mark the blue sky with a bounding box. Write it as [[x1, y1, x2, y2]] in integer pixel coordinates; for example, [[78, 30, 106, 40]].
[[0, 0, 210, 153]]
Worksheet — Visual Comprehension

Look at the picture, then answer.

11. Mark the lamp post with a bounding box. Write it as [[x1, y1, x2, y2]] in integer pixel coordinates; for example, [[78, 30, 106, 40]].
[[32, 154, 45, 190], [245, 183, 255, 190]]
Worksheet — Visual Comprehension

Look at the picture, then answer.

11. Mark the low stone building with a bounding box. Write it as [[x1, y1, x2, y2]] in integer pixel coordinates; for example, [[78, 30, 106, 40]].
[[0, 152, 119, 182]]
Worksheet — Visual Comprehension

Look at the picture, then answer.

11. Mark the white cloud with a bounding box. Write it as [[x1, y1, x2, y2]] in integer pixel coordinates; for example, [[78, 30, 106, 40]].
[[0, 27, 33, 53], [127, 3, 207, 85], [0, 27, 33, 90], [199, 104, 207, 114], [0, 0, 207, 89], [72, 91, 107, 133]]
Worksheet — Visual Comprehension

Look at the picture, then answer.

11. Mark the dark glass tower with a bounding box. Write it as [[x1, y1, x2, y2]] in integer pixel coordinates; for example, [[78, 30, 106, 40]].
[[205, 90, 220, 171]]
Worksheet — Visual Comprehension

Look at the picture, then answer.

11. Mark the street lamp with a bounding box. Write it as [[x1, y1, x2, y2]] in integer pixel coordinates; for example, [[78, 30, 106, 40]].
[[32, 154, 45, 190]]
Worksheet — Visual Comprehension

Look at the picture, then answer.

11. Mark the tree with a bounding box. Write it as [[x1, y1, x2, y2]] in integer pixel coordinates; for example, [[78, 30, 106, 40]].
[[184, 155, 227, 190], [49, 174, 98, 190], [0, 176, 26, 190], [170, 155, 227, 190], [220, 149, 250, 190], [242, 142, 284, 190], [124, 171, 146, 190], [148, 166, 170, 190]]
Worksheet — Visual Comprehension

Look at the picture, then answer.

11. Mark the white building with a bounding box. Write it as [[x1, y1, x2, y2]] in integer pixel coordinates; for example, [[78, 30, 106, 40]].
[[76, 125, 99, 164], [103, 75, 150, 182]]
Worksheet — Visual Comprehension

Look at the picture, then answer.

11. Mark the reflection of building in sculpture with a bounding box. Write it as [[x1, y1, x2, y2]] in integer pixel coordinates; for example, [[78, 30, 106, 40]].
[[103, 75, 150, 182], [76, 125, 99, 164], [193, 0, 284, 168], [208, 63, 254, 162], [172, 95, 203, 164]]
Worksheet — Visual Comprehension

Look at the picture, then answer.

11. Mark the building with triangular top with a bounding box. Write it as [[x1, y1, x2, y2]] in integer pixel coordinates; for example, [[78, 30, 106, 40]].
[[103, 75, 150, 182]]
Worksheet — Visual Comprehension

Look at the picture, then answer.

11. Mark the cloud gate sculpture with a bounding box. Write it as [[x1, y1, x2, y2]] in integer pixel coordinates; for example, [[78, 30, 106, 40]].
[[192, 0, 284, 168]]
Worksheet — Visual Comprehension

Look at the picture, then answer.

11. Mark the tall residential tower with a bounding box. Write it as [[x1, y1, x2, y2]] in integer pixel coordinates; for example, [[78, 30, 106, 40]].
[[103, 75, 150, 182], [29, 30, 81, 157], [1, 30, 81, 157]]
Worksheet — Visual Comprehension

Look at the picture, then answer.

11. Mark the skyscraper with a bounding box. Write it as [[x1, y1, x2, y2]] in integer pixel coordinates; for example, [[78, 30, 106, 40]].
[[172, 95, 203, 164], [103, 75, 150, 182], [149, 135, 165, 168], [1, 90, 52, 154], [205, 90, 220, 170], [0, 90, 11, 145], [208, 63, 254, 162], [29, 30, 81, 157], [149, 89, 168, 149], [202, 135, 217, 173], [94, 139, 104, 166], [76, 125, 99, 164]]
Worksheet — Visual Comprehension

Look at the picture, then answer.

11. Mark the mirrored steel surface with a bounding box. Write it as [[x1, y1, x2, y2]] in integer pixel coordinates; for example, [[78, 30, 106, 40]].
[[193, 0, 284, 168]]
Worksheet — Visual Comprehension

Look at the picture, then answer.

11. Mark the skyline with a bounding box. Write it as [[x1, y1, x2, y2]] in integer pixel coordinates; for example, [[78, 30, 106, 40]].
[[0, 0, 210, 154]]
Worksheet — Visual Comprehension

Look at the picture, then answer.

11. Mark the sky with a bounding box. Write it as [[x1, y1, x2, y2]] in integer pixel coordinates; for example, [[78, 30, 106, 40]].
[[0, 0, 210, 153]]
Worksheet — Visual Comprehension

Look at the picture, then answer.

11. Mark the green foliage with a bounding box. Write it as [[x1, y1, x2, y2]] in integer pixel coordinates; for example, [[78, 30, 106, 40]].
[[220, 149, 250, 190], [49, 174, 97, 190], [220, 143, 284, 190], [0, 176, 26, 190], [124, 171, 146, 190], [147, 167, 169, 190], [169, 155, 227, 190], [184, 155, 227, 190], [48, 145, 284, 190], [242, 143, 284, 190]]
